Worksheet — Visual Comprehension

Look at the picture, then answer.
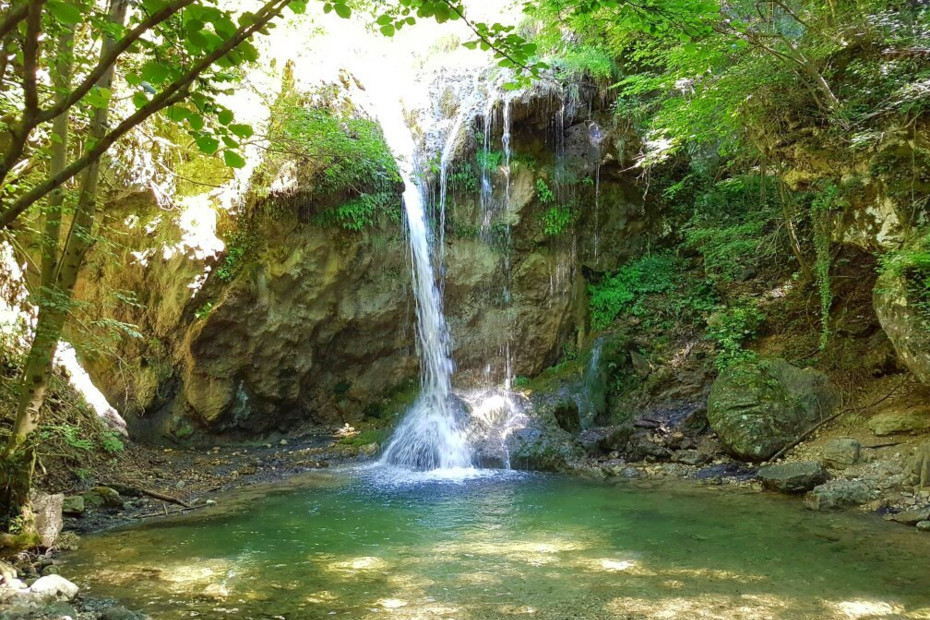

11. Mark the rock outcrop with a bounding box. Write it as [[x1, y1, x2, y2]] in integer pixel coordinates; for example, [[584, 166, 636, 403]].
[[874, 265, 930, 384], [707, 358, 840, 461]]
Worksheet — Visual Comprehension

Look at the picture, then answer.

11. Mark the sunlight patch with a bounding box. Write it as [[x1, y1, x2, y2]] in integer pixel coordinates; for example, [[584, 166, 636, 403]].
[[831, 599, 904, 618]]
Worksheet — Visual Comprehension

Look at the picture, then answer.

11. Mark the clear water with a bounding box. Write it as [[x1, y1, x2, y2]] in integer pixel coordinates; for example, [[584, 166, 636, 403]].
[[64, 468, 930, 619]]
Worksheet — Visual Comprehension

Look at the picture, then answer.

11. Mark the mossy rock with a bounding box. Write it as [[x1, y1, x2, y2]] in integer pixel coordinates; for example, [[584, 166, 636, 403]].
[[707, 358, 840, 461]]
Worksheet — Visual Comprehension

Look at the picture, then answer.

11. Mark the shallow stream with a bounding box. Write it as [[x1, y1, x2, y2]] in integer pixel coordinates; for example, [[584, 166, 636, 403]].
[[65, 467, 930, 619]]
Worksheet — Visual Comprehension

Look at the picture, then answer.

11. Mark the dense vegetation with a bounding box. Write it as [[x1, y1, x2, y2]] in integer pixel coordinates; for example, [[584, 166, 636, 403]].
[[0, 0, 927, 573]]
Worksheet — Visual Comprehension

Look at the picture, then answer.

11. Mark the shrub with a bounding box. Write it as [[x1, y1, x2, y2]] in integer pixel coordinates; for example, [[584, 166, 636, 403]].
[[705, 302, 765, 370], [589, 253, 679, 329]]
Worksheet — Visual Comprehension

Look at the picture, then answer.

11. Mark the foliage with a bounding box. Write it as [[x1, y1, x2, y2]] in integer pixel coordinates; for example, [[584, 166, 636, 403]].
[[705, 301, 765, 370], [268, 86, 400, 202], [589, 253, 679, 329], [542, 205, 574, 236], [879, 230, 930, 328], [536, 178, 555, 204], [682, 175, 779, 283], [216, 230, 255, 282], [477, 149, 504, 170], [810, 183, 845, 348], [317, 192, 400, 231]]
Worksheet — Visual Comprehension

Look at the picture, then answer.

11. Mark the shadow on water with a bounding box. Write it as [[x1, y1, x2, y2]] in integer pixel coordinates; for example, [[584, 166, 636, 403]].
[[63, 466, 930, 619]]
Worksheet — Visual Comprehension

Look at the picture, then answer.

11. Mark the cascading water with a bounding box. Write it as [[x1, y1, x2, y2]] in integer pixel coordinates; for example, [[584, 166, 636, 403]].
[[364, 82, 473, 471]]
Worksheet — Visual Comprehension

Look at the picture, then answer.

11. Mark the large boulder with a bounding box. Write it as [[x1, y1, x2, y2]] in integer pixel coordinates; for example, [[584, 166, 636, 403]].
[[707, 358, 840, 461], [874, 264, 930, 383]]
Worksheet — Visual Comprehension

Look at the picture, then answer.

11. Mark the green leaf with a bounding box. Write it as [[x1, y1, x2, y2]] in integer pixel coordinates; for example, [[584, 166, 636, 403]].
[[380, 24, 395, 37], [85, 87, 112, 109], [196, 135, 220, 154], [188, 114, 205, 131], [288, 1, 307, 14], [223, 150, 246, 168], [229, 123, 254, 138], [334, 3, 351, 18], [165, 106, 190, 122], [140, 61, 172, 84], [218, 109, 234, 125], [47, 0, 83, 25], [132, 92, 149, 109], [222, 136, 239, 148]]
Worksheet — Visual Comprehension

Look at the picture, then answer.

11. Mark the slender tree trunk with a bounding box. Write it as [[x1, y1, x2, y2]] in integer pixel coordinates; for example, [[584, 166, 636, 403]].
[[1, 0, 126, 529]]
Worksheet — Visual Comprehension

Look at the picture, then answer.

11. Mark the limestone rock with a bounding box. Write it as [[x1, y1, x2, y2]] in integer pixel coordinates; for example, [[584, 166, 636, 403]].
[[909, 441, 930, 490], [874, 266, 930, 383], [869, 407, 930, 436], [758, 462, 830, 494], [62, 495, 85, 516], [885, 507, 930, 525], [707, 358, 840, 461], [917, 521, 930, 532], [359, 443, 380, 457], [30, 492, 63, 549], [24, 574, 79, 602], [84, 486, 124, 510], [805, 480, 872, 510], [822, 438, 862, 469], [673, 450, 710, 466]]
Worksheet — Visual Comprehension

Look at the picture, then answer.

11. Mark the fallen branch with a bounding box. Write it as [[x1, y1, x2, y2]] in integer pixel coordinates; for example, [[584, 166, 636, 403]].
[[132, 503, 208, 520], [103, 483, 191, 509], [765, 376, 911, 463]]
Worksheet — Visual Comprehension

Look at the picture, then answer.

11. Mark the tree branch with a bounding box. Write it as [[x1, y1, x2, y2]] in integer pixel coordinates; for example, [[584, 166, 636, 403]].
[[0, 0, 291, 229], [0, 2, 27, 41], [35, 0, 197, 127]]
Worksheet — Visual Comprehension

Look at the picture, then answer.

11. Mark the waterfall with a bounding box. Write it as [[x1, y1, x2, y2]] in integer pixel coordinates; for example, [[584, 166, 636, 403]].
[[366, 84, 474, 471]]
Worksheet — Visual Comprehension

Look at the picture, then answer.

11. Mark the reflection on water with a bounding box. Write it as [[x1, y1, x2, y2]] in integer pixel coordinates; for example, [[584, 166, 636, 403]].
[[64, 467, 930, 619]]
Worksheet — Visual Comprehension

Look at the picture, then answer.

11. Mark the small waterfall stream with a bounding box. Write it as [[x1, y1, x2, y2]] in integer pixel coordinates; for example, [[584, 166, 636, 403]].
[[366, 87, 473, 471]]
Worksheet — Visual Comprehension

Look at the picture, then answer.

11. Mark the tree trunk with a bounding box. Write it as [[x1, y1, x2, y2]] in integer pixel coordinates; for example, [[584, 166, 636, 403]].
[[1, 0, 127, 528]]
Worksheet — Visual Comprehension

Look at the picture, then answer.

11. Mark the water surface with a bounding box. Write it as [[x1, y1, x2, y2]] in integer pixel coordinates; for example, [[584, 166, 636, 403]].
[[65, 467, 930, 619]]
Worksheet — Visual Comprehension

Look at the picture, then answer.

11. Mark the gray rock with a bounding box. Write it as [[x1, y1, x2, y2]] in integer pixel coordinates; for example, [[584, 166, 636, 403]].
[[673, 449, 711, 466], [910, 441, 930, 490], [24, 574, 79, 602], [84, 486, 123, 510], [579, 426, 631, 456], [758, 462, 830, 494], [805, 480, 872, 510], [29, 492, 63, 549], [100, 605, 150, 620], [916, 521, 930, 532], [869, 408, 930, 436], [822, 438, 861, 469], [874, 264, 930, 383], [41, 564, 60, 576], [62, 495, 85, 516], [358, 443, 380, 458], [708, 358, 840, 461], [884, 507, 930, 525]]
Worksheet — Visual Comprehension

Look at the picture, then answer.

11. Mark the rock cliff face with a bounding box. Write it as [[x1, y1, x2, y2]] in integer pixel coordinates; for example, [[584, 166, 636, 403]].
[[74, 78, 658, 442], [74, 188, 418, 440]]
